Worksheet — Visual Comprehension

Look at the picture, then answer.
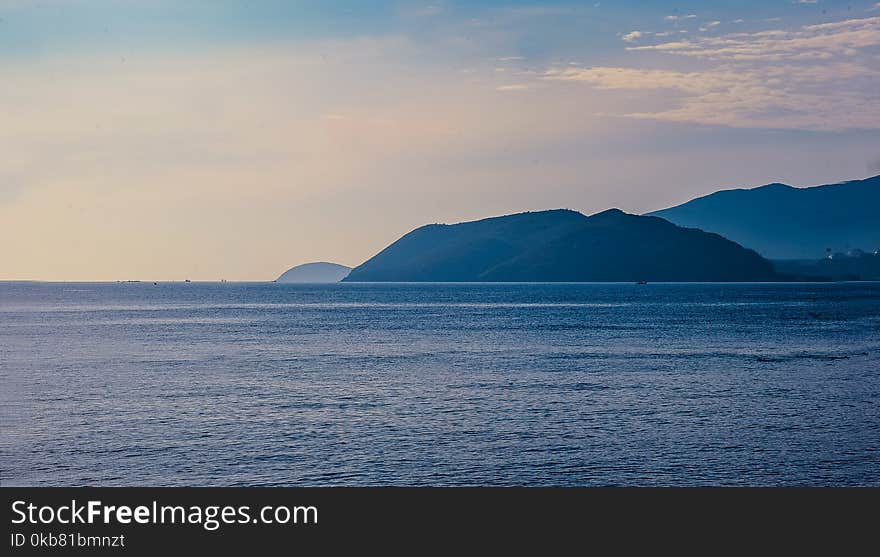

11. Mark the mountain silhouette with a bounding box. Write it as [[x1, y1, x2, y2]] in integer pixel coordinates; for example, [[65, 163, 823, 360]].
[[344, 209, 778, 282], [276, 262, 351, 283], [648, 175, 880, 259]]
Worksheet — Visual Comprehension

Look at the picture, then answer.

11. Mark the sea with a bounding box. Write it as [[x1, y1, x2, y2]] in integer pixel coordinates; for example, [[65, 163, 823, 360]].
[[1, 281, 878, 486]]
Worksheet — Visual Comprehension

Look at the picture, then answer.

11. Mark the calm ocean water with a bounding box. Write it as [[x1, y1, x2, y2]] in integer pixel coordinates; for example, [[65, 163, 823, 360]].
[[1, 281, 878, 486]]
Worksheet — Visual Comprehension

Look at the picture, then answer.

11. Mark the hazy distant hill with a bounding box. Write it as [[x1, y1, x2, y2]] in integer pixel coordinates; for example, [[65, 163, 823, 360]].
[[648, 175, 880, 259], [276, 262, 351, 283], [773, 252, 880, 281], [344, 209, 779, 282]]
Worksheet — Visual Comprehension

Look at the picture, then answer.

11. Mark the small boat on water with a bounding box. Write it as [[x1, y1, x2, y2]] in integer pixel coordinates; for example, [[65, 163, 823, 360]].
[[184, 279, 192, 283]]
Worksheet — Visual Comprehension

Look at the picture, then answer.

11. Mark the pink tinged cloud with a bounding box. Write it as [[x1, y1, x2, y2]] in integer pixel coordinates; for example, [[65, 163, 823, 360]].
[[542, 17, 880, 132]]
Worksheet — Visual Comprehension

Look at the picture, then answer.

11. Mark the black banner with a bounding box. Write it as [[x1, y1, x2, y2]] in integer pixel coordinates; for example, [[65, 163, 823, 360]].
[[2, 488, 876, 554]]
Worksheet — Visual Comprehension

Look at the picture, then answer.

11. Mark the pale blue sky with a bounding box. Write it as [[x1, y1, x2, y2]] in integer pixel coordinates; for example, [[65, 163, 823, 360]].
[[2, 1, 871, 59], [1, 1, 878, 279]]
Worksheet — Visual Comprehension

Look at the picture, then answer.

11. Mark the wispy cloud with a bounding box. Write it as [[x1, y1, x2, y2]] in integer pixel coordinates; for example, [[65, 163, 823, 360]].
[[627, 17, 880, 61], [543, 17, 880, 131], [622, 31, 643, 42], [398, 3, 444, 18]]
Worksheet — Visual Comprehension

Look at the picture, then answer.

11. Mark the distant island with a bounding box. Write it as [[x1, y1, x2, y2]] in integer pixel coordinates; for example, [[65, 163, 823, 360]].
[[649, 175, 880, 260], [343, 208, 779, 282], [276, 262, 351, 283]]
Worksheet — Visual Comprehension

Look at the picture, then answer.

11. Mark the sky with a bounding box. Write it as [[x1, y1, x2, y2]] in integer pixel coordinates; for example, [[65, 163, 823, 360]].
[[1, 0, 879, 281]]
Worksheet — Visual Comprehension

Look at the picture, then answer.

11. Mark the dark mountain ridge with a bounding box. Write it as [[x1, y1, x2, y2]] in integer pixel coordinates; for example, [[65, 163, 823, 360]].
[[344, 209, 778, 282]]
